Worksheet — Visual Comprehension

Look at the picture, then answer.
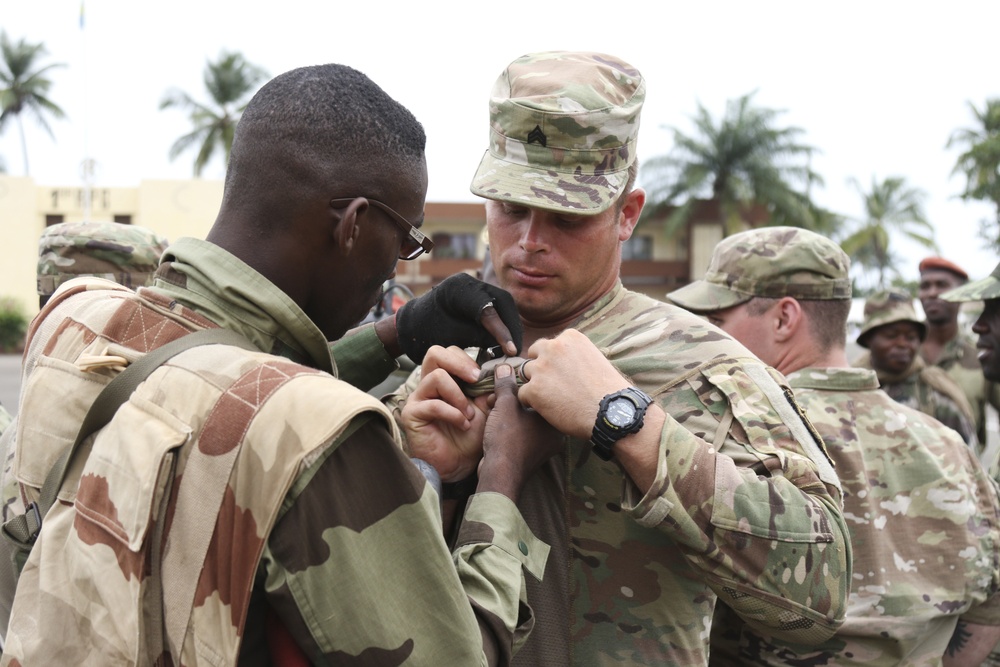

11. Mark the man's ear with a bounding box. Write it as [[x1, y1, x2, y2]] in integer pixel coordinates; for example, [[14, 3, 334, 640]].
[[332, 198, 366, 256], [617, 188, 646, 241], [774, 297, 803, 342]]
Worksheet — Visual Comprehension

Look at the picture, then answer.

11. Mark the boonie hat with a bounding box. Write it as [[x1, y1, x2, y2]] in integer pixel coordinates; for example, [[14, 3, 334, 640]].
[[856, 289, 926, 348], [38, 221, 169, 297], [941, 261, 1000, 303], [470, 51, 644, 215], [666, 226, 852, 313]]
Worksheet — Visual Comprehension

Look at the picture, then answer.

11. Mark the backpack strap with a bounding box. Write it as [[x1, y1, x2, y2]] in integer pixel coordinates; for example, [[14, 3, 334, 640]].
[[1, 327, 257, 568]]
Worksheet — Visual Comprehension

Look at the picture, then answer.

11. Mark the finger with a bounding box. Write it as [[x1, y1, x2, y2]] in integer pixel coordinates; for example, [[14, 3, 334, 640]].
[[490, 363, 519, 411], [411, 368, 477, 421], [479, 305, 518, 357], [403, 397, 473, 431], [421, 345, 481, 384]]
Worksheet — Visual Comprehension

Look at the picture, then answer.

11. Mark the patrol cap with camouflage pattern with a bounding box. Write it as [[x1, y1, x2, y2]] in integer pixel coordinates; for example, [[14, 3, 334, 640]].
[[856, 288, 927, 348], [667, 226, 852, 313], [941, 261, 1000, 303], [37, 221, 169, 297], [470, 51, 644, 215]]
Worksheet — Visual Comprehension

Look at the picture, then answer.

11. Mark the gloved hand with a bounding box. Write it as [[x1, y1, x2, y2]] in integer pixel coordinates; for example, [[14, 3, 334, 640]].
[[396, 273, 523, 363]]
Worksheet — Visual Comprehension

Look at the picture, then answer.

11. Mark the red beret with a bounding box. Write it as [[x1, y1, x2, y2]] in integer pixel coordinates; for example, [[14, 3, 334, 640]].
[[918, 256, 968, 280]]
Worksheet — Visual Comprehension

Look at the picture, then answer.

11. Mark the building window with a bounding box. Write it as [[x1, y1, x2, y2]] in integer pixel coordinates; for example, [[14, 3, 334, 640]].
[[622, 235, 653, 261], [45, 214, 64, 227], [113, 214, 132, 225], [430, 232, 478, 260]]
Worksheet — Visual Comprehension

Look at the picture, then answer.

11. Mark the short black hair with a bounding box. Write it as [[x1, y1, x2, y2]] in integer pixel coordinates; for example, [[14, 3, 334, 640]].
[[222, 63, 426, 222]]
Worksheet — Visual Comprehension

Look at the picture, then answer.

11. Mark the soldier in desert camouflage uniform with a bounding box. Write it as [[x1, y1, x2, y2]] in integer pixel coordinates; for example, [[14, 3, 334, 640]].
[[1, 64, 554, 665], [854, 289, 979, 446], [667, 226, 1000, 666], [395, 51, 852, 667], [919, 256, 1000, 477], [0, 220, 170, 631]]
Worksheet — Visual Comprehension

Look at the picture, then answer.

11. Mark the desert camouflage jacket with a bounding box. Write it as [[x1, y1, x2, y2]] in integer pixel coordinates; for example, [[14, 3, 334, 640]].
[[925, 332, 1000, 475], [386, 282, 852, 666], [1, 238, 548, 666], [710, 366, 1000, 666]]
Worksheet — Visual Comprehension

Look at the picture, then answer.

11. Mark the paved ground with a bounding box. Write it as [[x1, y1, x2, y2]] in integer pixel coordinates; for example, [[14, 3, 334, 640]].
[[0, 355, 20, 416]]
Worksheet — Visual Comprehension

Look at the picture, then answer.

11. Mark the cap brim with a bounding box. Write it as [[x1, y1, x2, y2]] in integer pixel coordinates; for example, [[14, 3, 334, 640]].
[[666, 280, 752, 313], [941, 275, 1000, 302], [470, 151, 626, 215]]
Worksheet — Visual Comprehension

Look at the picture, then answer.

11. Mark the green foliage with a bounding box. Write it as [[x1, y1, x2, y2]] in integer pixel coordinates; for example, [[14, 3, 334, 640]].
[[0, 30, 66, 175], [640, 91, 825, 236], [948, 98, 1000, 249], [840, 175, 937, 291], [0, 297, 27, 353], [160, 51, 268, 177]]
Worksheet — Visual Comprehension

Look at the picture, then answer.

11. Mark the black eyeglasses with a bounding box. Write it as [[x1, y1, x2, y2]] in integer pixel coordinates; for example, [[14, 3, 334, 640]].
[[330, 197, 434, 260]]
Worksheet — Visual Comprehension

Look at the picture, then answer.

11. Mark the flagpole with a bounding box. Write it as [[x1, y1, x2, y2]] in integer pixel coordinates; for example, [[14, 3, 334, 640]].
[[79, 0, 92, 221]]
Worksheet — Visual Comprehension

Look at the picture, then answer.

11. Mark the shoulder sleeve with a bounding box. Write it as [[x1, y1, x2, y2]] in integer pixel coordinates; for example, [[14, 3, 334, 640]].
[[621, 358, 851, 645], [329, 324, 399, 391], [261, 414, 545, 666]]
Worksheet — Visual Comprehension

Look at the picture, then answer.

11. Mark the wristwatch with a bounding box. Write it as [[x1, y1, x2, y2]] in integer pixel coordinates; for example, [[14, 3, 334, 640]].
[[590, 387, 653, 461]]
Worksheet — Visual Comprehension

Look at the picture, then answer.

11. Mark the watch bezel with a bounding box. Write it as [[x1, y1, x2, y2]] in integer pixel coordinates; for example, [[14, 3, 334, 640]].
[[590, 387, 653, 460]]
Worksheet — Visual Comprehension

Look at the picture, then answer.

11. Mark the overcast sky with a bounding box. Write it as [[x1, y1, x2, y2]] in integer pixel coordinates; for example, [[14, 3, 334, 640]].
[[2, 0, 998, 285]]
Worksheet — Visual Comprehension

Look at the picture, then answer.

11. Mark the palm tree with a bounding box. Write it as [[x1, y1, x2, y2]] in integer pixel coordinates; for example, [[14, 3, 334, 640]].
[[160, 51, 268, 177], [0, 31, 66, 176], [641, 91, 825, 236], [948, 98, 1000, 249], [840, 176, 937, 290]]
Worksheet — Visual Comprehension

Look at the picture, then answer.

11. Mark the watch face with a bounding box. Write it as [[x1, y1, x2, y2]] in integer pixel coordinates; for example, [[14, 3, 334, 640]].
[[606, 397, 637, 427]]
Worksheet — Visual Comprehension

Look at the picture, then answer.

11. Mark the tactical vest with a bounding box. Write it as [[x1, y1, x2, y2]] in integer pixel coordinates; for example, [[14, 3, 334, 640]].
[[1, 278, 398, 665]]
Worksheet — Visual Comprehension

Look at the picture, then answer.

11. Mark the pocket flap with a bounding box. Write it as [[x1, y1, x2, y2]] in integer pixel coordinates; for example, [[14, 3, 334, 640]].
[[75, 396, 190, 551]]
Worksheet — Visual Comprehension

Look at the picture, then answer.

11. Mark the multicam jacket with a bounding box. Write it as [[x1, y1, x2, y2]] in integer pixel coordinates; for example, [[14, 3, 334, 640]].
[[383, 282, 852, 667], [854, 351, 979, 448], [924, 332, 1000, 477], [710, 366, 1000, 666], [1, 238, 548, 666]]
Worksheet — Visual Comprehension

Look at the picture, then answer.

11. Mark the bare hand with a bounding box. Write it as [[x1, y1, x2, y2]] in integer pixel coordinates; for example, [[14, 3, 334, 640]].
[[477, 364, 565, 499], [400, 346, 488, 482], [518, 329, 630, 439]]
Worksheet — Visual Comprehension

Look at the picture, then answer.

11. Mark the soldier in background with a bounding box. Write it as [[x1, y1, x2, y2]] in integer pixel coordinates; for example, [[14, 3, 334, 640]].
[[0, 220, 169, 638], [942, 261, 1000, 667], [667, 227, 1000, 667], [854, 289, 978, 445], [919, 256, 1000, 476], [35, 220, 169, 308]]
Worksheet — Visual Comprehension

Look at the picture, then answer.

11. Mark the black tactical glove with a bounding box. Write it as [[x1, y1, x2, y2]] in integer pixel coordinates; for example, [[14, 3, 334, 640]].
[[396, 273, 523, 363]]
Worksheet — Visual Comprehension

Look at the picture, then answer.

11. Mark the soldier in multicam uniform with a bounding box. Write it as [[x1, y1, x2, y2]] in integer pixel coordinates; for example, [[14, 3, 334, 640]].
[[942, 260, 1000, 667], [394, 51, 852, 667], [667, 226, 1000, 666], [919, 256, 1000, 477], [853, 289, 979, 446], [35, 220, 169, 307], [1, 64, 554, 665]]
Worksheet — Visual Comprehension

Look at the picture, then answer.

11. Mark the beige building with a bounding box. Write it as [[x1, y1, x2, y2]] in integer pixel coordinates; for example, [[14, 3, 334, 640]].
[[0, 175, 730, 322]]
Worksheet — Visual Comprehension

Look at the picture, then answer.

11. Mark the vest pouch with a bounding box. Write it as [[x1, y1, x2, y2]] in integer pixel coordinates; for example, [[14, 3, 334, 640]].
[[4, 395, 191, 666]]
